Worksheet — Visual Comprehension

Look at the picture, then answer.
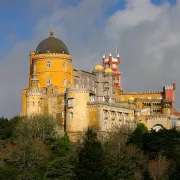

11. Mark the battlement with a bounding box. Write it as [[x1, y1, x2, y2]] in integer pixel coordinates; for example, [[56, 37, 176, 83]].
[[26, 89, 42, 96], [30, 53, 72, 61], [122, 91, 162, 95], [87, 101, 135, 110], [146, 115, 169, 121], [66, 87, 89, 94], [102, 53, 120, 64], [164, 85, 174, 90]]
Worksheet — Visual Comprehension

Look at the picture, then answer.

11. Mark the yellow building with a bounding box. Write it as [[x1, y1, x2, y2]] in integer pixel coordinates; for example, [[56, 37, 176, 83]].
[[21, 30, 175, 140]]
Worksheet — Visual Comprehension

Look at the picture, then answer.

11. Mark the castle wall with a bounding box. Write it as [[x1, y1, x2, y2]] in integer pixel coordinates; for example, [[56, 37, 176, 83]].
[[20, 89, 27, 116], [88, 102, 135, 131], [65, 88, 90, 133]]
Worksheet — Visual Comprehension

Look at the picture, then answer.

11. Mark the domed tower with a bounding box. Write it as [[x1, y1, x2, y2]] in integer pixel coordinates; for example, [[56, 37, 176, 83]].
[[29, 29, 73, 93], [21, 29, 74, 116]]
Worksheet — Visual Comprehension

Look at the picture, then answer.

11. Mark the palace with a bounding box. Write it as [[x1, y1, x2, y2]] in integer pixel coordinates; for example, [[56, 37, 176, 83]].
[[21, 30, 176, 141]]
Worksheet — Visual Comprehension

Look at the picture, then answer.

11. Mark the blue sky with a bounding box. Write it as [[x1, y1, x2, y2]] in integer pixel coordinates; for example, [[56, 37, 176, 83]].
[[0, 0, 176, 51], [0, 0, 179, 117]]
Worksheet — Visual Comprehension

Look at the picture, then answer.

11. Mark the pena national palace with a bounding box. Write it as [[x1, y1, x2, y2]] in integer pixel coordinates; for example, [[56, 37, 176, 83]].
[[20, 29, 178, 141]]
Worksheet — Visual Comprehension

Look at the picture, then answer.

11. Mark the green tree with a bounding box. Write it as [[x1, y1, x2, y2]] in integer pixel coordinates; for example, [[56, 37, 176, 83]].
[[75, 128, 110, 180], [45, 155, 76, 180], [8, 138, 50, 170], [0, 117, 12, 140], [14, 115, 57, 142], [7, 115, 57, 170], [128, 123, 148, 148]]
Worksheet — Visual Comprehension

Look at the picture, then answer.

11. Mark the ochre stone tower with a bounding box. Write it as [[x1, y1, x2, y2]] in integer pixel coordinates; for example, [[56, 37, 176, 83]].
[[21, 29, 74, 117]]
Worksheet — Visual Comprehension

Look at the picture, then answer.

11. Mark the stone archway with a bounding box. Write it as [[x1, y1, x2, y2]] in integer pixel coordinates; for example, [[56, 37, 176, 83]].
[[152, 124, 164, 131]]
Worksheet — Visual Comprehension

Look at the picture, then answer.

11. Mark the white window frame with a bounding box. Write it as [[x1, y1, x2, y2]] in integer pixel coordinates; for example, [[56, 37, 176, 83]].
[[63, 62, 66, 68], [63, 79, 66, 86], [62, 98, 65, 105], [46, 78, 51, 85], [68, 98, 73, 108], [104, 122, 107, 131], [69, 112, 73, 120], [62, 111, 65, 119], [46, 61, 51, 68]]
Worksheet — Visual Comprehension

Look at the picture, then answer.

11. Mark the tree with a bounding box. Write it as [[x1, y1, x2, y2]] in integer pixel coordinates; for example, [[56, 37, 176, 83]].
[[14, 115, 57, 142], [128, 123, 148, 148], [8, 138, 50, 170], [148, 154, 169, 180], [7, 115, 57, 170], [45, 155, 76, 180], [75, 128, 109, 180], [0, 117, 12, 140]]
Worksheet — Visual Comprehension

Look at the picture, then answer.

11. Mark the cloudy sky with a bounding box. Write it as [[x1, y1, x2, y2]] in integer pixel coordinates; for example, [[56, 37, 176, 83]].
[[0, 0, 179, 118]]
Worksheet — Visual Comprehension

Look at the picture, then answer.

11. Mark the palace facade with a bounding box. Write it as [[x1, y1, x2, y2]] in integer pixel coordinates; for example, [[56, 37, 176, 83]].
[[20, 30, 176, 140]]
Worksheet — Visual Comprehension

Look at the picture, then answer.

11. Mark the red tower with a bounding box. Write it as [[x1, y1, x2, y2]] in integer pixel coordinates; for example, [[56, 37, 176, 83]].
[[102, 53, 122, 90]]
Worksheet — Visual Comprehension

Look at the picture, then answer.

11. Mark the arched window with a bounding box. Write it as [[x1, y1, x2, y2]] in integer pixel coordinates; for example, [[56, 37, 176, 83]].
[[34, 63, 36, 73], [46, 78, 51, 85], [69, 112, 73, 120], [63, 79, 66, 85], [62, 98, 65, 105], [95, 88, 97, 93], [62, 111, 65, 119], [104, 122, 107, 131], [46, 61, 51, 68], [63, 62, 66, 68], [111, 123, 114, 128]]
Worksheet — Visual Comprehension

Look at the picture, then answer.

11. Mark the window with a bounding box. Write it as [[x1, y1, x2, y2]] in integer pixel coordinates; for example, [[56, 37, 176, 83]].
[[103, 96, 105, 101], [62, 111, 65, 119], [69, 112, 73, 120], [91, 96, 95, 102], [68, 98, 73, 108], [63, 62, 66, 68], [118, 112, 123, 121], [75, 83, 79, 89], [47, 61, 51, 68], [104, 122, 107, 131], [46, 78, 51, 85], [104, 110, 108, 120], [52, 112, 56, 119], [111, 123, 114, 128], [62, 98, 65, 105], [63, 79, 66, 85], [111, 112, 116, 120]]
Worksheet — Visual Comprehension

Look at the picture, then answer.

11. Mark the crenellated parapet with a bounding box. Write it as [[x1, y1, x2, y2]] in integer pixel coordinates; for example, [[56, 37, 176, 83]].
[[30, 53, 72, 61], [66, 87, 89, 94], [122, 91, 162, 94], [26, 89, 42, 96], [146, 115, 169, 121]]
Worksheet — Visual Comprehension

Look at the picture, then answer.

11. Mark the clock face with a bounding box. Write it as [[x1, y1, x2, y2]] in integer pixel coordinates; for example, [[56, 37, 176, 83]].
[[112, 64, 117, 68]]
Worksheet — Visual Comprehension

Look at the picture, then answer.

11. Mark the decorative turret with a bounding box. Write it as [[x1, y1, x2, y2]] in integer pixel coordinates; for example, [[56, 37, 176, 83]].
[[102, 53, 122, 90], [30, 63, 39, 90]]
